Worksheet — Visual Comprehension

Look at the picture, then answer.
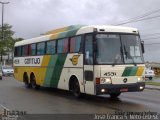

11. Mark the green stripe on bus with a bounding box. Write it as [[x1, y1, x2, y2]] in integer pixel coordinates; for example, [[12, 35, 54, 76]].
[[50, 54, 67, 88], [129, 67, 138, 76], [44, 55, 58, 87], [122, 67, 138, 76]]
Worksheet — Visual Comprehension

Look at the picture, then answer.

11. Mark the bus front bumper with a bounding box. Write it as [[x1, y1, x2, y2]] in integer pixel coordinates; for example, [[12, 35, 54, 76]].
[[96, 82, 145, 95]]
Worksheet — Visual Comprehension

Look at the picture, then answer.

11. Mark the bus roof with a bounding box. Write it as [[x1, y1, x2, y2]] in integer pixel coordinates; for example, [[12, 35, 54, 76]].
[[15, 25, 138, 47]]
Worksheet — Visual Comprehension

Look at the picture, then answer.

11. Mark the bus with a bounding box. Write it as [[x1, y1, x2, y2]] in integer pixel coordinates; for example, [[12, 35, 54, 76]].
[[13, 25, 145, 98]]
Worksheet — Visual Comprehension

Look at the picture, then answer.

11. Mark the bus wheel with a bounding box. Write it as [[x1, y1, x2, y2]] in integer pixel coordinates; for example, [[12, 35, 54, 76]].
[[23, 73, 31, 88], [109, 93, 121, 98], [31, 74, 40, 90], [73, 81, 81, 98]]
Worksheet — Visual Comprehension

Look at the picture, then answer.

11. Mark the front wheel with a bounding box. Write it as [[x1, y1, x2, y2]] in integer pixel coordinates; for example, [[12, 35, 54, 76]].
[[109, 93, 121, 98], [72, 81, 81, 98]]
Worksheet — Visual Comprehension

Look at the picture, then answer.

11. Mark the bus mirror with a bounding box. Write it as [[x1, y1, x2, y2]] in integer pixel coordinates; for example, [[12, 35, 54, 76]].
[[141, 41, 145, 53]]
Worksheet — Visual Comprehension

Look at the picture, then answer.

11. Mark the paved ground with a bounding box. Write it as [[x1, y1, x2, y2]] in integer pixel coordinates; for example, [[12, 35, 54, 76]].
[[0, 77, 160, 119], [147, 76, 160, 83]]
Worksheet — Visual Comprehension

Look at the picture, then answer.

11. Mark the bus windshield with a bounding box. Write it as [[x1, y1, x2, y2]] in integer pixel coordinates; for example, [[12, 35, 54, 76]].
[[96, 34, 144, 65]]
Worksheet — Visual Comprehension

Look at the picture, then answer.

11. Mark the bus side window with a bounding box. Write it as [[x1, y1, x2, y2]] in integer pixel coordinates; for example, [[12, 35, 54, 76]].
[[57, 38, 68, 53], [46, 41, 56, 54], [22, 45, 28, 56], [14, 47, 18, 57], [70, 36, 81, 53], [85, 35, 93, 65], [17, 46, 22, 57], [37, 42, 45, 55]]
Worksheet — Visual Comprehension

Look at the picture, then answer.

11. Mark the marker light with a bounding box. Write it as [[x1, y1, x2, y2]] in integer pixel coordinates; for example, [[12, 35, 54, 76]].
[[96, 78, 100, 84]]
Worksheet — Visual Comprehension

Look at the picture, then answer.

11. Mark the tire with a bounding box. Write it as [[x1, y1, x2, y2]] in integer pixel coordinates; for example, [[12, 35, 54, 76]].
[[109, 93, 121, 98], [23, 74, 31, 88], [31, 74, 40, 90], [72, 80, 81, 98], [149, 77, 152, 80]]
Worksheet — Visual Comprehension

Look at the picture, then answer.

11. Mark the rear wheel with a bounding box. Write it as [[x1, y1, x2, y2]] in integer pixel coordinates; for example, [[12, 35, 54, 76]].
[[30, 74, 40, 90], [23, 73, 31, 88], [109, 93, 121, 98]]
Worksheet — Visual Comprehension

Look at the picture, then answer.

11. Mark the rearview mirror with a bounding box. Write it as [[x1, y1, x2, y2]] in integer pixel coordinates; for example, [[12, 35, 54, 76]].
[[141, 41, 145, 53]]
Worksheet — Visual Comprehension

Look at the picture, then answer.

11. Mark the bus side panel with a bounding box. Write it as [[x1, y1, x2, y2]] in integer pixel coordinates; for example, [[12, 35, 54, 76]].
[[14, 66, 26, 82], [58, 54, 84, 92], [42, 54, 67, 88], [57, 68, 84, 93], [14, 55, 51, 86]]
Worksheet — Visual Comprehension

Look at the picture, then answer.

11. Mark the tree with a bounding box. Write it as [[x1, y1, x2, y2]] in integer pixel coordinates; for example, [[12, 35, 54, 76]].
[[0, 24, 23, 64]]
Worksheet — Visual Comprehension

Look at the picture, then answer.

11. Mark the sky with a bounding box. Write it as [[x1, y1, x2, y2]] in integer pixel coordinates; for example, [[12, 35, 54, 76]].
[[0, 0, 160, 62]]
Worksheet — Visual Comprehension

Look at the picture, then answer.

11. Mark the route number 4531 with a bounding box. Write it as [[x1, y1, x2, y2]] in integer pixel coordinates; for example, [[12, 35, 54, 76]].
[[104, 72, 116, 76]]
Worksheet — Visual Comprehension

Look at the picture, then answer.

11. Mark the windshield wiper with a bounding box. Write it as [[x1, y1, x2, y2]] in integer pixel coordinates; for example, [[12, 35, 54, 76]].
[[123, 45, 136, 66]]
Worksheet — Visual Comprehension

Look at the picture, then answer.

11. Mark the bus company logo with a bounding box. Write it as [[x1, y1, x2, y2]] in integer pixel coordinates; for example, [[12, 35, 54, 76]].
[[70, 55, 80, 65], [123, 78, 128, 83], [24, 58, 40, 64]]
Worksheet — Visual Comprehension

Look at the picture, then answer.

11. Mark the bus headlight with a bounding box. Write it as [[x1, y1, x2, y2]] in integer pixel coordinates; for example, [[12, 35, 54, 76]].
[[137, 77, 144, 82], [100, 77, 112, 84]]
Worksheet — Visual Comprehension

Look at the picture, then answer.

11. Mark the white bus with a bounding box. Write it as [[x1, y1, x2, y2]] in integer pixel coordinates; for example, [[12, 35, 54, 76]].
[[13, 25, 145, 98]]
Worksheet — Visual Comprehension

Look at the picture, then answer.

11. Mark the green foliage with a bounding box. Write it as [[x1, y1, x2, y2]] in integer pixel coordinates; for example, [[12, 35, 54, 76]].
[[0, 24, 23, 62]]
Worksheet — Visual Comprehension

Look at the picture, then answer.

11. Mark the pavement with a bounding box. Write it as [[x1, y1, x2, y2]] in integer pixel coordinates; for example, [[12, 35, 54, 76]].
[[145, 77, 160, 90], [145, 85, 160, 90]]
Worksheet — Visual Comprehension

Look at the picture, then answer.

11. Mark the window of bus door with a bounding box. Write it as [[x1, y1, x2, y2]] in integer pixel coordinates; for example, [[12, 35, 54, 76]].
[[85, 35, 93, 65]]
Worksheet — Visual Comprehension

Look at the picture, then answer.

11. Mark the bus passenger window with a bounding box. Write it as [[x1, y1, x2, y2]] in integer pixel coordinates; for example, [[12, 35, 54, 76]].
[[28, 44, 36, 56], [31, 44, 36, 55], [37, 42, 45, 55], [22, 45, 28, 56], [46, 41, 56, 54], [70, 36, 81, 53], [57, 38, 68, 53]]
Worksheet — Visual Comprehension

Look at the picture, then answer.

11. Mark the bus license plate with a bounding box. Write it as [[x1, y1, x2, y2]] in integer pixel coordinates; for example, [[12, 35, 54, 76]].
[[120, 88, 128, 92]]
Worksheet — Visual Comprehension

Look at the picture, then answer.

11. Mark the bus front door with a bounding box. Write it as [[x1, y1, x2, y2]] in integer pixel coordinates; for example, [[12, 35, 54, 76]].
[[84, 34, 95, 95]]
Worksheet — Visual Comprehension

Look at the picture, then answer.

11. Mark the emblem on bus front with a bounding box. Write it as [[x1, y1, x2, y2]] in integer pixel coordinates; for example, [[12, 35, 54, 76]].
[[123, 78, 128, 83], [70, 55, 80, 65]]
